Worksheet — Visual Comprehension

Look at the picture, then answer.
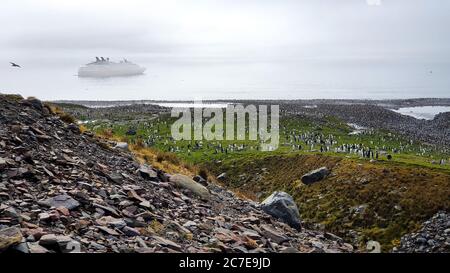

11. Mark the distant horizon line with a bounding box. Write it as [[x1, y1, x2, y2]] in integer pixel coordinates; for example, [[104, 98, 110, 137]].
[[50, 97, 450, 103]]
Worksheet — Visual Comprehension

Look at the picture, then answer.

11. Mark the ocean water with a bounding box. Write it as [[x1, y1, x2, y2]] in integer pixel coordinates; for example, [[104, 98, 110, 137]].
[[394, 106, 450, 120], [1, 58, 449, 101]]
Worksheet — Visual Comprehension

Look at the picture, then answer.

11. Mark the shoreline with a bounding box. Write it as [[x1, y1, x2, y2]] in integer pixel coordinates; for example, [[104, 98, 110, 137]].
[[52, 97, 450, 109]]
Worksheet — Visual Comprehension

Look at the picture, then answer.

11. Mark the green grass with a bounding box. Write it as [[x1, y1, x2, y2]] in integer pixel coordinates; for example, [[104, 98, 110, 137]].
[[84, 112, 449, 171]]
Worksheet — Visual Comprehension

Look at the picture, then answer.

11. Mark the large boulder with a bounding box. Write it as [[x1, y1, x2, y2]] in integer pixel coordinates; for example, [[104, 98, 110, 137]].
[[301, 167, 330, 185], [169, 174, 211, 201], [260, 191, 301, 230]]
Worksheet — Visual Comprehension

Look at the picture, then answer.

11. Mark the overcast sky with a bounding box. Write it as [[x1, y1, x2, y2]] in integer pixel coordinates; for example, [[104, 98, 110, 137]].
[[1, 0, 449, 62]]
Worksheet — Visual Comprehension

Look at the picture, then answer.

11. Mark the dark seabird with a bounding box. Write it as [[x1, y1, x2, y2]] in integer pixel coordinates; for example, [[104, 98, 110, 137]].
[[10, 62, 21, 68]]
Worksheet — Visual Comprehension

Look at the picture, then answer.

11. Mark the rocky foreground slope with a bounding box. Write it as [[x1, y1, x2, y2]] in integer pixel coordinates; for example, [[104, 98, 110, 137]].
[[0, 95, 353, 253], [393, 212, 450, 253]]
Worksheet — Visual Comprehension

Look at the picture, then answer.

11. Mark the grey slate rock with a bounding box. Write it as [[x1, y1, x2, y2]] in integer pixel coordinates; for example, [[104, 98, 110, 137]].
[[40, 194, 80, 210], [260, 191, 301, 230], [301, 167, 330, 185]]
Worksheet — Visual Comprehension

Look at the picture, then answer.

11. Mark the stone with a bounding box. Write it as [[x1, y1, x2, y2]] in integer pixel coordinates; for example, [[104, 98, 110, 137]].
[[89, 242, 107, 251], [67, 123, 81, 134], [38, 234, 57, 245], [151, 235, 182, 251], [39, 234, 75, 252], [107, 173, 123, 184], [40, 194, 80, 210], [183, 221, 197, 229], [25, 97, 43, 111], [351, 204, 368, 215], [193, 175, 208, 187], [242, 230, 261, 240], [0, 227, 23, 251], [311, 241, 324, 249], [301, 167, 330, 185], [280, 246, 300, 253], [168, 221, 192, 236], [260, 191, 301, 230], [126, 128, 137, 136], [38, 212, 51, 221], [13, 241, 30, 253], [28, 242, 49, 253], [3, 207, 21, 223], [169, 174, 211, 201], [128, 189, 146, 203], [139, 165, 158, 180], [97, 226, 120, 236], [22, 228, 45, 241], [96, 216, 126, 229], [217, 173, 227, 180], [56, 207, 70, 216], [122, 226, 140, 237], [115, 142, 129, 150], [0, 157, 6, 169], [260, 225, 289, 244], [416, 237, 427, 244], [139, 201, 152, 209], [92, 203, 120, 217]]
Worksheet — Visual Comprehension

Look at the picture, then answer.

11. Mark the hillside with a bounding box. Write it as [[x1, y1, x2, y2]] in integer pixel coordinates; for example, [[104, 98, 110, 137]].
[[56, 99, 450, 252], [0, 94, 352, 253], [206, 153, 450, 251]]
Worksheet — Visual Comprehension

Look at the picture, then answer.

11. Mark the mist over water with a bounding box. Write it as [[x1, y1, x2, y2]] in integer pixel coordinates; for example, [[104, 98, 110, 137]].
[[1, 56, 449, 101], [1, 1, 450, 101]]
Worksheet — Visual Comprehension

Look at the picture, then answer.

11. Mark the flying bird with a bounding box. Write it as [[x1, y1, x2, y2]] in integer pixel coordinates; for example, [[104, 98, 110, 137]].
[[10, 62, 21, 68]]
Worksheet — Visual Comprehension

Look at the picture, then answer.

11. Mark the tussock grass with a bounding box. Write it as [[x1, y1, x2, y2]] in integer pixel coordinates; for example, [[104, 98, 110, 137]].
[[44, 102, 77, 124], [1, 94, 24, 101], [129, 143, 195, 177]]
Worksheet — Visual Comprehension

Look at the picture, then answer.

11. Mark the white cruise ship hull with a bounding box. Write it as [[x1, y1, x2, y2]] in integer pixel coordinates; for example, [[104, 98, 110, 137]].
[[78, 63, 146, 77]]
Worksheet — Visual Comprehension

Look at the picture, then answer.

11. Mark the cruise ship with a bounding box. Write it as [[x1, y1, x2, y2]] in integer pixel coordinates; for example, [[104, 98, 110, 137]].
[[78, 57, 146, 77]]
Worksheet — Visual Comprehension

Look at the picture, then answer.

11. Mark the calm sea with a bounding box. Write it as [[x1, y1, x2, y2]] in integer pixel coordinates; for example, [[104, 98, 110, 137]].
[[1, 57, 449, 101]]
